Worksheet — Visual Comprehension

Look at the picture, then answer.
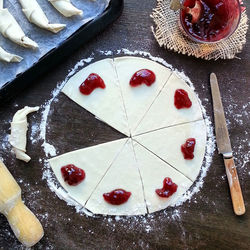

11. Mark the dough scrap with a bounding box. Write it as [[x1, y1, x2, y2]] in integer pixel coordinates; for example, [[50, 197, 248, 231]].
[[134, 120, 207, 182], [49, 138, 128, 207], [19, 0, 66, 33], [0, 8, 38, 49], [62, 58, 130, 136], [114, 56, 172, 135], [0, 46, 23, 63], [134, 72, 203, 136], [9, 106, 39, 162], [49, 0, 82, 17], [85, 139, 147, 215], [133, 140, 193, 213]]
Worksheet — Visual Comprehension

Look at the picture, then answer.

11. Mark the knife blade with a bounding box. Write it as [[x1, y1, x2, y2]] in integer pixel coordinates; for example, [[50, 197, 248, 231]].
[[210, 73, 245, 216], [210, 73, 233, 158]]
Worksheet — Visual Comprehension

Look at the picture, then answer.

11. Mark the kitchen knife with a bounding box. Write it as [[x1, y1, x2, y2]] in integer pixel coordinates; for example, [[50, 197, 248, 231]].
[[210, 73, 245, 215]]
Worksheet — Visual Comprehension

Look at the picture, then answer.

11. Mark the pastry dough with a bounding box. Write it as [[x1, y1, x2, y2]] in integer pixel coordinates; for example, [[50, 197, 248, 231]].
[[9, 106, 39, 162], [62, 58, 130, 136], [134, 73, 203, 135], [134, 120, 207, 181], [50, 56, 208, 215], [49, 0, 82, 17], [85, 139, 147, 215], [0, 8, 38, 49], [49, 138, 128, 207], [133, 141, 193, 213], [114, 56, 172, 135], [0, 46, 22, 63], [19, 0, 66, 33]]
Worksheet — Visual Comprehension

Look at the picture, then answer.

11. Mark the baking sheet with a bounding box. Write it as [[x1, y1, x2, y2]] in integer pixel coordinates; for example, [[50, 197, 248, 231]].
[[0, 0, 110, 88]]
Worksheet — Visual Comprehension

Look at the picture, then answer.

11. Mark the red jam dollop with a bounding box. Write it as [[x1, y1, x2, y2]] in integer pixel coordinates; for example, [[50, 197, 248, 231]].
[[181, 0, 241, 42], [156, 177, 178, 198], [181, 138, 196, 160], [61, 164, 85, 186], [174, 89, 192, 109], [79, 73, 106, 95], [103, 189, 131, 205], [130, 69, 156, 87]]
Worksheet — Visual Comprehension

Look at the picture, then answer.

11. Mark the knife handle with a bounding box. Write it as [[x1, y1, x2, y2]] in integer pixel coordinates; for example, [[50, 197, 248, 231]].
[[224, 157, 245, 216]]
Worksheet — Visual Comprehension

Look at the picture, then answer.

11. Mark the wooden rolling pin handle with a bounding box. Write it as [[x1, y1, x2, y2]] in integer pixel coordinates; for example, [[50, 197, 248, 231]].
[[4, 197, 44, 247], [224, 157, 246, 216]]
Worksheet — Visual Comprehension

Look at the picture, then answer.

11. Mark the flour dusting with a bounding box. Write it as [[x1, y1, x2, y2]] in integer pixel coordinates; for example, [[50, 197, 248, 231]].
[[37, 49, 216, 222]]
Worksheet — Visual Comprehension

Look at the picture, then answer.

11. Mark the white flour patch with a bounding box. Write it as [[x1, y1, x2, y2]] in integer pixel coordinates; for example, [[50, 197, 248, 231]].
[[39, 50, 215, 223]]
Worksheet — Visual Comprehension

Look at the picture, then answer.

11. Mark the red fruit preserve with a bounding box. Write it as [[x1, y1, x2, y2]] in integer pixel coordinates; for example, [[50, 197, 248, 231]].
[[155, 177, 178, 198], [180, 0, 241, 42], [130, 69, 156, 87], [103, 189, 131, 205], [61, 164, 85, 186], [174, 89, 192, 109], [79, 73, 106, 95], [181, 138, 196, 160]]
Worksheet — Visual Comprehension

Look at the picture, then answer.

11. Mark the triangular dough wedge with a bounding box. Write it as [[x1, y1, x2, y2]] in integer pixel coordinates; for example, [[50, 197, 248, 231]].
[[62, 58, 130, 136], [19, 0, 66, 33], [134, 120, 207, 182], [49, 138, 128, 207], [134, 73, 203, 136], [114, 56, 172, 135], [133, 141, 193, 213], [85, 139, 147, 215]]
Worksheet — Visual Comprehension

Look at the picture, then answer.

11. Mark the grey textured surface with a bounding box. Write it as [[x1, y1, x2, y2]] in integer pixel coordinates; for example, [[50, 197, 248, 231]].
[[0, 0, 250, 249]]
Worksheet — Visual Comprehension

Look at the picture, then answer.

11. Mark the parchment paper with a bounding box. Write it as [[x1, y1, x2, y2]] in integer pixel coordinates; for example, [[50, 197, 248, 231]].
[[0, 0, 110, 88]]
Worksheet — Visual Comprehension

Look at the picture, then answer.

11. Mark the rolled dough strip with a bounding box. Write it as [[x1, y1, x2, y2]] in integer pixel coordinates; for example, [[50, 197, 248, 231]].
[[49, 0, 83, 17], [19, 0, 66, 33], [0, 0, 3, 9], [0, 46, 23, 63], [0, 8, 38, 49], [9, 106, 39, 162]]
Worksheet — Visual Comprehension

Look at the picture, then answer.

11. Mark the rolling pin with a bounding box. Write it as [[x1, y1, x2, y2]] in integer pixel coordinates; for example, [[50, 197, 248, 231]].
[[0, 160, 44, 247]]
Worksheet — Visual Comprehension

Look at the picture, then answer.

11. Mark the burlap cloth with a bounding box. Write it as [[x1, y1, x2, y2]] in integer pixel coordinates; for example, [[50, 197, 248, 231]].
[[151, 0, 249, 60]]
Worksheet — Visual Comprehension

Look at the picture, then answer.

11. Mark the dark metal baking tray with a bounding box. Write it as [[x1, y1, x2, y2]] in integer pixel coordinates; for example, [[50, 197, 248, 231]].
[[0, 0, 123, 102]]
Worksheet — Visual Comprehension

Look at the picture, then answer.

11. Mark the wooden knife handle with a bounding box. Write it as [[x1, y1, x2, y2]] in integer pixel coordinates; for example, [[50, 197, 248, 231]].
[[224, 157, 246, 216]]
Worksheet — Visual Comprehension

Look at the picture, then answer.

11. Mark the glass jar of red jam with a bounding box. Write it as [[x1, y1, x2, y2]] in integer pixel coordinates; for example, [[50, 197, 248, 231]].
[[179, 0, 241, 43]]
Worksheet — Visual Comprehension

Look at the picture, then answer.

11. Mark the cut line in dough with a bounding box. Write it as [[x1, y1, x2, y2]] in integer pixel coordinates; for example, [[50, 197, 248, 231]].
[[49, 56, 207, 215], [85, 139, 147, 216], [19, 0, 66, 33], [49, 0, 83, 17], [49, 138, 128, 208], [132, 140, 193, 213], [62, 58, 130, 136], [114, 56, 172, 135], [134, 72, 204, 136], [134, 120, 207, 182]]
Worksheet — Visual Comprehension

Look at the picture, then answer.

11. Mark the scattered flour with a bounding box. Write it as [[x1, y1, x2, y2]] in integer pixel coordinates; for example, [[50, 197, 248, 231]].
[[38, 49, 216, 221]]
